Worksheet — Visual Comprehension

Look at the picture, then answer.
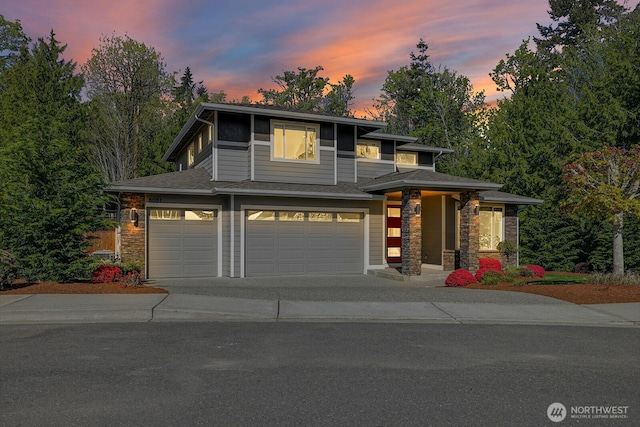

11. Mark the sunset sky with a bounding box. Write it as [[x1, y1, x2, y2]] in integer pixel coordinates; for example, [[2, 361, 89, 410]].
[[4, 0, 639, 116]]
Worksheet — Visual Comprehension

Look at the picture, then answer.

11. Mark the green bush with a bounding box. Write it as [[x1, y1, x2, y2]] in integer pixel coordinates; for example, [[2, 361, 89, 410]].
[[503, 267, 535, 278], [67, 257, 104, 281], [0, 250, 18, 289], [121, 259, 143, 274], [480, 270, 509, 286]]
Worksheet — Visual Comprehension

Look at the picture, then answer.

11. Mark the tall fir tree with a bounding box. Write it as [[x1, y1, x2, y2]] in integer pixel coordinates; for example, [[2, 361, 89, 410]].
[[0, 31, 110, 281]]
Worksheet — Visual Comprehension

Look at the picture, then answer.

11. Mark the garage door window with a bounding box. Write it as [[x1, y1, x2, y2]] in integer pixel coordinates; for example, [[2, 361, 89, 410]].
[[309, 212, 333, 222], [185, 210, 215, 221], [247, 210, 275, 221], [150, 209, 180, 220], [337, 213, 361, 222], [279, 211, 304, 221]]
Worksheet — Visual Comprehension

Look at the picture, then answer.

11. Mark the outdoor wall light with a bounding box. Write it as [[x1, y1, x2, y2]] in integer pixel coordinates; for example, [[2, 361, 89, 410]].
[[130, 208, 139, 227], [415, 203, 422, 217], [473, 205, 479, 215]]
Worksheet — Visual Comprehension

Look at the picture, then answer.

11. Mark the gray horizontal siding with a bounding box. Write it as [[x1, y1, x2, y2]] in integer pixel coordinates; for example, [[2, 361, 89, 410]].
[[195, 156, 213, 176], [253, 145, 334, 185], [337, 157, 355, 183], [218, 145, 249, 182], [357, 161, 395, 179]]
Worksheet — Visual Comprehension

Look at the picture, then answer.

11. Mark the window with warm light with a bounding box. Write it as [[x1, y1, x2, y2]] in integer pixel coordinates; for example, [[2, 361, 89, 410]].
[[272, 122, 318, 162], [356, 141, 380, 159], [396, 151, 417, 165], [479, 206, 503, 250]]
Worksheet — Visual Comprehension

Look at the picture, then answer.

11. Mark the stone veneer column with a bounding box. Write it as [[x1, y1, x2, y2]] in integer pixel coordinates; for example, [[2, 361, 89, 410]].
[[503, 205, 518, 267], [459, 191, 479, 272], [119, 193, 146, 276], [401, 189, 422, 276]]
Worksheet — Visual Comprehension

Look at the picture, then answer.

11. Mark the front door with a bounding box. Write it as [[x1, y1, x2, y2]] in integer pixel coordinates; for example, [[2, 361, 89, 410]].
[[386, 205, 402, 264]]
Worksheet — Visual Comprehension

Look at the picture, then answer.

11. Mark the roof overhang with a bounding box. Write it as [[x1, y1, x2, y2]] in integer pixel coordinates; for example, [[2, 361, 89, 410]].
[[163, 103, 388, 162], [360, 180, 502, 193]]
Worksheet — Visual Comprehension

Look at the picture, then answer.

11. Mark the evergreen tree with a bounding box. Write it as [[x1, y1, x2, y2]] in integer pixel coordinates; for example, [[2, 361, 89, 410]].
[[373, 39, 486, 174], [258, 66, 355, 116], [0, 31, 110, 281]]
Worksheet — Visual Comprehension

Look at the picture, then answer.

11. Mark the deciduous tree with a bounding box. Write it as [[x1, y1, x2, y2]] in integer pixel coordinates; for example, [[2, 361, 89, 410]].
[[82, 34, 176, 182], [563, 145, 640, 274]]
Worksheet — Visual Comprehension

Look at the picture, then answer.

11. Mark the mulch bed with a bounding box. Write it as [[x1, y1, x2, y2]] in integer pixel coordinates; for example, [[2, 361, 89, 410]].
[[464, 281, 640, 304], [1, 280, 167, 295]]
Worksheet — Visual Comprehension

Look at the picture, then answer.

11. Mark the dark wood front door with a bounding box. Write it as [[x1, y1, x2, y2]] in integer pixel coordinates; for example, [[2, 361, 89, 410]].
[[386, 205, 402, 264]]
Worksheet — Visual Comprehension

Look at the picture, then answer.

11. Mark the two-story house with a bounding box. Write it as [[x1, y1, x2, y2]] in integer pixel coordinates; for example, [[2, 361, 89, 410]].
[[108, 103, 541, 279]]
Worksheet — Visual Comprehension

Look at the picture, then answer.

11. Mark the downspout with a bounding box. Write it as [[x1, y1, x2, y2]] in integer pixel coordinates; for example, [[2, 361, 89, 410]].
[[433, 150, 444, 172], [195, 115, 215, 181]]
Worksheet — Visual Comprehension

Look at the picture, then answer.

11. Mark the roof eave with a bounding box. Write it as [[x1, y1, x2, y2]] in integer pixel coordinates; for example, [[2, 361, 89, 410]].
[[360, 180, 503, 193], [106, 185, 214, 196], [213, 187, 378, 200]]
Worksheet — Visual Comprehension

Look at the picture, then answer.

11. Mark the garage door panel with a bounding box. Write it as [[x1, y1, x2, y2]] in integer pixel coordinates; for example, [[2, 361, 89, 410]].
[[148, 208, 218, 278], [245, 209, 364, 277]]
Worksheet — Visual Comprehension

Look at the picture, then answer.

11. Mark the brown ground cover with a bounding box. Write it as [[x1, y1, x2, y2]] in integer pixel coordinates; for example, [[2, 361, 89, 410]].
[[464, 280, 640, 304], [2, 275, 640, 304], [1, 280, 167, 295]]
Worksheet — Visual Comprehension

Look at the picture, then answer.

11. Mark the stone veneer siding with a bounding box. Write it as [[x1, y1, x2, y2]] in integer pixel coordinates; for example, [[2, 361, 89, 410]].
[[401, 189, 422, 275], [119, 193, 146, 276], [459, 191, 480, 272]]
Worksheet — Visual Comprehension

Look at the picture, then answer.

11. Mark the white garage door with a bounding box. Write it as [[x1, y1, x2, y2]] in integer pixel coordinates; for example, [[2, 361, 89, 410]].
[[245, 210, 364, 277], [148, 208, 218, 278]]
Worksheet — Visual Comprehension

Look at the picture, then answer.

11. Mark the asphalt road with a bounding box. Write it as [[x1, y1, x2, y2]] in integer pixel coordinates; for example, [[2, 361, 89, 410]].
[[2, 322, 638, 426]]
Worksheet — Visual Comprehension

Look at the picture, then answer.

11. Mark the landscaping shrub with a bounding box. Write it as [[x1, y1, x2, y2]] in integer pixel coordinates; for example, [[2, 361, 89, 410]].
[[480, 269, 509, 286], [589, 272, 640, 286], [479, 258, 502, 271], [445, 269, 477, 287], [92, 265, 123, 284], [121, 259, 142, 275], [503, 266, 534, 278], [120, 271, 142, 287], [0, 250, 18, 290], [526, 264, 545, 278], [475, 268, 495, 282]]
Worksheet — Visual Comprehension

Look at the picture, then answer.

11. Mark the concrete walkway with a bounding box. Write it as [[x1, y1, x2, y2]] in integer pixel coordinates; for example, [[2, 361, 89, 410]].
[[1, 275, 638, 326]]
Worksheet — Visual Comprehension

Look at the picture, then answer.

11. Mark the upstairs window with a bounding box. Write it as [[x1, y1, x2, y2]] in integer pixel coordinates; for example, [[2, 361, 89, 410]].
[[273, 122, 318, 162], [187, 142, 195, 166], [356, 141, 380, 159], [396, 151, 417, 165]]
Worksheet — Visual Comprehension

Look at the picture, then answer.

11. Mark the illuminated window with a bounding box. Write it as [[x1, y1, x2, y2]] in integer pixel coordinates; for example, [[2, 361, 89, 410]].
[[479, 206, 503, 250], [279, 211, 304, 221], [150, 209, 180, 220], [337, 213, 361, 222], [273, 122, 318, 162], [397, 151, 417, 165], [187, 143, 195, 166], [387, 247, 401, 257], [356, 141, 380, 159], [247, 210, 275, 221], [309, 212, 333, 222], [185, 210, 214, 221]]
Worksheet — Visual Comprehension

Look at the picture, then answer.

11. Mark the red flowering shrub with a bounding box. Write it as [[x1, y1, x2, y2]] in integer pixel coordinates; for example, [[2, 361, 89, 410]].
[[445, 269, 477, 287], [479, 258, 502, 271], [92, 265, 123, 283], [526, 264, 545, 278]]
